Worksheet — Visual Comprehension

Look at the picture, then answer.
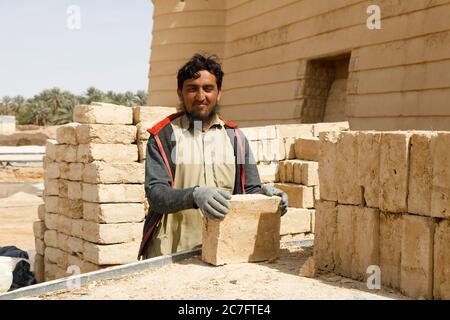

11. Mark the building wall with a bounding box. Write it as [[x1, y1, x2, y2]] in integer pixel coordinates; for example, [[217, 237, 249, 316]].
[[148, 0, 450, 130]]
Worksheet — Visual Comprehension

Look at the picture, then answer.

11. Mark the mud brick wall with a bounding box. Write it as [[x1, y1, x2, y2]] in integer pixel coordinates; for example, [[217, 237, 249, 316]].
[[314, 130, 450, 300]]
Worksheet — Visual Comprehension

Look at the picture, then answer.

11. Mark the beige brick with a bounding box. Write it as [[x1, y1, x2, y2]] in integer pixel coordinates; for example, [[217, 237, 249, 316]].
[[38, 203, 46, 220], [351, 207, 379, 281], [67, 255, 102, 273], [293, 161, 302, 184], [73, 103, 133, 125], [313, 200, 337, 272], [336, 132, 362, 205], [57, 232, 70, 253], [58, 179, 69, 198], [136, 122, 151, 141], [400, 214, 435, 300], [257, 161, 279, 183], [58, 215, 73, 236], [380, 212, 403, 290], [431, 132, 450, 219], [318, 131, 339, 201], [83, 202, 145, 223], [44, 213, 59, 230], [44, 178, 59, 196], [77, 144, 138, 163], [45, 139, 58, 161], [408, 132, 437, 216], [310, 209, 315, 233], [67, 181, 82, 200], [380, 132, 412, 213], [43, 156, 53, 170], [55, 144, 77, 163], [68, 163, 84, 181], [76, 124, 137, 144], [56, 123, 79, 145], [278, 161, 286, 183], [44, 230, 58, 248], [82, 161, 145, 184], [301, 161, 319, 186], [45, 247, 68, 269], [313, 121, 349, 137], [45, 196, 59, 213], [54, 265, 70, 280], [35, 238, 45, 255], [434, 220, 450, 300], [34, 254, 45, 283], [202, 194, 281, 266], [313, 186, 320, 207], [248, 140, 259, 162], [284, 161, 294, 183], [67, 236, 84, 254], [82, 183, 145, 203], [58, 198, 83, 219], [133, 106, 177, 124], [276, 124, 313, 139], [241, 125, 278, 141], [283, 137, 296, 159], [44, 260, 57, 281], [71, 219, 84, 238], [46, 163, 60, 179], [33, 220, 46, 239], [294, 137, 319, 161], [137, 140, 147, 161], [82, 221, 143, 244], [83, 241, 140, 265], [58, 162, 69, 180], [274, 183, 314, 208], [357, 131, 382, 208], [280, 208, 312, 235], [258, 139, 283, 162], [335, 205, 355, 278]]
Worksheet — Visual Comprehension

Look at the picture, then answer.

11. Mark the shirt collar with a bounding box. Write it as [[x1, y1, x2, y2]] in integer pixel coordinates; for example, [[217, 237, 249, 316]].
[[182, 113, 224, 131]]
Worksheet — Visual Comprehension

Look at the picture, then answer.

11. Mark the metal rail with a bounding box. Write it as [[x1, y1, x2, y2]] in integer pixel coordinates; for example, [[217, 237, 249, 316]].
[[0, 239, 313, 300]]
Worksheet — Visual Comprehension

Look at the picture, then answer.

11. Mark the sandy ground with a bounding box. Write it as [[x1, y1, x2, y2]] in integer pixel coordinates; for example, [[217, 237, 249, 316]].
[[32, 244, 409, 300], [0, 192, 42, 250]]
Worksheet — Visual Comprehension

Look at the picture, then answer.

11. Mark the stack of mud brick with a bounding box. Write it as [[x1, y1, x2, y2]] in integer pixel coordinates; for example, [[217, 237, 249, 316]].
[[133, 106, 177, 216], [134, 106, 177, 163], [242, 122, 349, 241], [314, 130, 450, 300], [34, 102, 150, 282]]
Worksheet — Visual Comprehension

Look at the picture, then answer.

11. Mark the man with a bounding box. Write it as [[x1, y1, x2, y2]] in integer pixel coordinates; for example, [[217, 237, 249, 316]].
[[138, 53, 288, 259]]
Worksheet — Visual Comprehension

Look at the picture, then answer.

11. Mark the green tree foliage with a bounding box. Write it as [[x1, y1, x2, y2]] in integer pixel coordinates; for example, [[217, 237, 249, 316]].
[[0, 87, 148, 125]]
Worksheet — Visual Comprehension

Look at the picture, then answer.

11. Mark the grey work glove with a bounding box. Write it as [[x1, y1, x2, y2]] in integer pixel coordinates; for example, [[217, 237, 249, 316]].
[[193, 187, 232, 221], [260, 184, 288, 216]]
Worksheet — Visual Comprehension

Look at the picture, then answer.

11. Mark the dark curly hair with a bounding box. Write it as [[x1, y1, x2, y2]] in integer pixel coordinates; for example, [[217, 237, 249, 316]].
[[177, 53, 224, 91]]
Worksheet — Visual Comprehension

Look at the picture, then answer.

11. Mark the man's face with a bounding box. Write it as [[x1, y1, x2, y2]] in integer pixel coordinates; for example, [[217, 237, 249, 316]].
[[177, 70, 221, 121]]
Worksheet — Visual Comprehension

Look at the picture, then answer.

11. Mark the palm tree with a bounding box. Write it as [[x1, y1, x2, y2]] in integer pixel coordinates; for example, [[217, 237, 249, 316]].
[[45, 88, 64, 114], [11, 96, 26, 115], [85, 87, 105, 104], [123, 91, 136, 107], [134, 90, 147, 106], [1, 96, 12, 114]]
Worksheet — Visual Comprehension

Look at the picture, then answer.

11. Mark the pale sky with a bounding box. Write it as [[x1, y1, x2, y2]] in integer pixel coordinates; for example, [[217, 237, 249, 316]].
[[0, 0, 153, 98]]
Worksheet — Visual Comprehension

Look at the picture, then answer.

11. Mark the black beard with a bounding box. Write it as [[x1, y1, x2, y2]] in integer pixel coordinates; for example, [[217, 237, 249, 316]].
[[183, 103, 221, 123]]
